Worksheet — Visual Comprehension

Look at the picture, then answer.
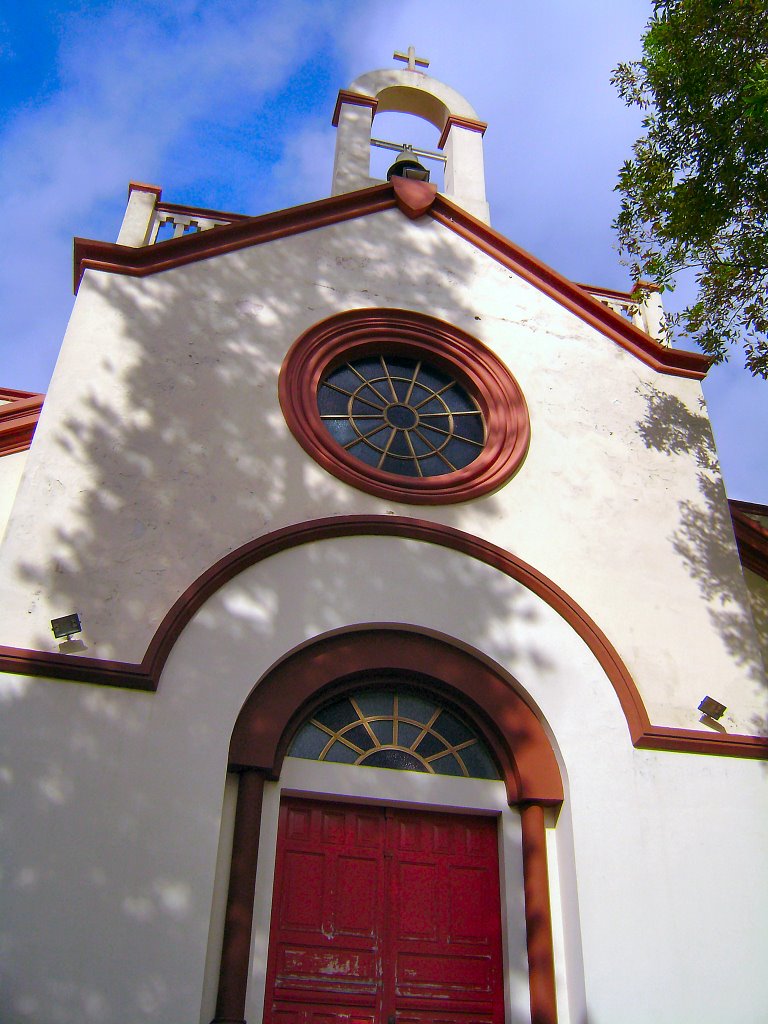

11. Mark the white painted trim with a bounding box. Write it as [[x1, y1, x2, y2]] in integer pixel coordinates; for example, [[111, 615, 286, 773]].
[[241, 757, 536, 1024], [199, 773, 239, 1024]]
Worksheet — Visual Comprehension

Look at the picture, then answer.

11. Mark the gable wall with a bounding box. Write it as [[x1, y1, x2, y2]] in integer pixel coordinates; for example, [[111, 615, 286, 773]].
[[0, 208, 763, 733]]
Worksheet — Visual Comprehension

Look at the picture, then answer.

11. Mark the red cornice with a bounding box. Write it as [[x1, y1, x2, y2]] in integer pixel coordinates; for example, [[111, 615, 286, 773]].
[[0, 387, 41, 401], [331, 89, 379, 126], [155, 200, 251, 223], [730, 502, 768, 580], [128, 181, 162, 200], [437, 114, 488, 151], [426, 196, 710, 378], [0, 515, 764, 758], [73, 180, 710, 379], [73, 183, 397, 291], [0, 392, 44, 456]]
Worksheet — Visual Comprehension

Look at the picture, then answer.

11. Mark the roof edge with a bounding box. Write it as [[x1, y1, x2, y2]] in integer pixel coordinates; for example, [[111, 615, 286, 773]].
[[0, 392, 44, 456], [730, 501, 768, 580], [73, 182, 710, 379]]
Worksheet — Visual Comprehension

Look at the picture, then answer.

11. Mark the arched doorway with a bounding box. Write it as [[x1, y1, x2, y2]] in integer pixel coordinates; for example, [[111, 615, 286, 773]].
[[212, 629, 563, 1024]]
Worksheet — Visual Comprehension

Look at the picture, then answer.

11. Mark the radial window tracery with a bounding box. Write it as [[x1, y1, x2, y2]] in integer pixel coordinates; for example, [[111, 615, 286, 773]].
[[288, 689, 499, 779], [318, 356, 485, 478]]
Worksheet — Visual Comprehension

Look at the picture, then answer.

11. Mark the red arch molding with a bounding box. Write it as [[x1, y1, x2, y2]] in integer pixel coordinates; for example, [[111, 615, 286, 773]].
[[0, 514, 766, 759], [278, 307, 531, 504], [214, 629, 561, 1024]]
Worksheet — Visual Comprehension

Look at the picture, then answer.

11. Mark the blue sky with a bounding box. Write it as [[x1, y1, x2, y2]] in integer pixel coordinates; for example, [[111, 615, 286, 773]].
[[0, 0, 764, 499]]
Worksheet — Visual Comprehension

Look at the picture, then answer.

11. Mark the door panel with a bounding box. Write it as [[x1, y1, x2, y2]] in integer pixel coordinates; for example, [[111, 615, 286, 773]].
[[264, 799, 503, 1024]]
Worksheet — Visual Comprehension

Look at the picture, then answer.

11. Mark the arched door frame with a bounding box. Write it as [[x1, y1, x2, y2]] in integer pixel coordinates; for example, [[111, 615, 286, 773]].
[[212, 628, 563, 1024]]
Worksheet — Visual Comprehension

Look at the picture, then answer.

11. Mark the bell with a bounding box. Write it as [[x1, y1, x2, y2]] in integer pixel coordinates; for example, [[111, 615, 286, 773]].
[[386, 147, 430, 183]]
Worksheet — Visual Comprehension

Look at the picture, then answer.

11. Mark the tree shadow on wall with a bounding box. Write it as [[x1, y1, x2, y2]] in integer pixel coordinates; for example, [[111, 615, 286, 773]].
[[2, 211, 553, 1024], [635, 383, 765, 689]]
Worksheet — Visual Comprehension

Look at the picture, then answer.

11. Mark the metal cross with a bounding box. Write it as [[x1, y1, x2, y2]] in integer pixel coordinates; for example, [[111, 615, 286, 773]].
[[393, 45, 429, 72]]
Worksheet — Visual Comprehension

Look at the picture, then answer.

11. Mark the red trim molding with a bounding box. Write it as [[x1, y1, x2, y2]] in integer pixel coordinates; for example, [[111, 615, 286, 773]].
[[521, 803, 558, 1024], [217, 630, 562, 1023], [729, 501, 768, 580], [73, 180, 709, 379], [1, 514, 764, 758], [425, 197, 710, 379], [392, 175, 438, 219], [228, 629, 563, 805], [155, 200, 251, 224], [331, 89, 379, 126], [128, 181, 162, 200], [212, 770, 265, 1024], [0, 391, 44, 456], [437, 114, 488, 151], [278, 308, 531, 504], [73, 184, 396, 292]]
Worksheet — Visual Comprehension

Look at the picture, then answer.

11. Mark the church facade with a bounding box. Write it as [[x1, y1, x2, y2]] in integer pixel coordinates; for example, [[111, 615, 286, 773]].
[[1, 59, 767, 1024]]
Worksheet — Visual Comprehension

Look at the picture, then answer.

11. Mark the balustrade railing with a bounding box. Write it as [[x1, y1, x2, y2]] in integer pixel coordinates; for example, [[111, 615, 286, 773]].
[[126, 187, 669, 346], [148, 205, 235, 244], [585, 285, 668, 345]]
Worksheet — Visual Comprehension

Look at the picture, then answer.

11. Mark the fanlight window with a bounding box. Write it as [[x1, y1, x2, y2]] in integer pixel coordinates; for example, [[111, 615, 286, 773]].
[[289, 689, 499, 779]]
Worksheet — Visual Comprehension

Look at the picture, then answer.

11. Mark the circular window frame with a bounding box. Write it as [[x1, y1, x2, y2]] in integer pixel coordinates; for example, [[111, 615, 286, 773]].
[[279, 308, 531, 504]]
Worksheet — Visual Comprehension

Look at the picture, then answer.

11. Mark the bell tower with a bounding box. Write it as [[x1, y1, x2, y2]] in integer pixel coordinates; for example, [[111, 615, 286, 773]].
[[331, 46, 491, 223]]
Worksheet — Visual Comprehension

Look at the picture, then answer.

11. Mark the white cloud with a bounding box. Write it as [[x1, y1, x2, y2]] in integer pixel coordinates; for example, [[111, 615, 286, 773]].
[[1, 0, 764, 498], [0, 1, 341, 389]]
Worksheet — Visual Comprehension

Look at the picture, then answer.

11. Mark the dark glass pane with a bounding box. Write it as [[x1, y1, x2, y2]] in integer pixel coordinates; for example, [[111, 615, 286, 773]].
[[391, 376, 415, 402], [398, 694, 436, 724], [352, 386, 387, 411], [459, 741, 500, 780], [355, 691, 394, 717], [289, 722, 330, 760], [318, 387, 350, 416], [418, 414, 451, 433], [347, 436, 386, 466], [382, 356, 419, 380], [419, 424, 448, 447], [418, 455, 450, 476], [444, 438, 476, 469], [433, 710, 472, 746], [416, 397, 448, 417], [342, 724, 376, 751], [416, 365, 454, 392], [349, 356, 385, 380], [382, 455, 419, 476], [396, 722, 423, 748], [325, 366, 359, 392], [414, 732, 447, 759], [370, 719, 393, 745], [315, 700, 355, 731], [323, 418, 357, 446], [388, 430, 412, 457], [452, 413, 485, 443], [409, 432, 432, 456], [442, 386, 476, 414], [360, 749, 427, 772], [324, 741, 359, 764], [429, 752, 463, 776]]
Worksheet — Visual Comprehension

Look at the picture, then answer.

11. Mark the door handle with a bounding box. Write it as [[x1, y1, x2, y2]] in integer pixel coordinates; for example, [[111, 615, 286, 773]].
[[388, 1017, 395, 1024]]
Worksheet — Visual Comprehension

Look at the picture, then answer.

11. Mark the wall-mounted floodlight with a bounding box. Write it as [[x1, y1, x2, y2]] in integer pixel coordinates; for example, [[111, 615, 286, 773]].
[[698, 696, 727, 720], [51, 613, 82, 641]]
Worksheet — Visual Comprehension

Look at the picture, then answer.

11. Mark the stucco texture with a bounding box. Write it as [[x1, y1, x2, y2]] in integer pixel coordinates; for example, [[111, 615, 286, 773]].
[[0, 208, 764, 737]]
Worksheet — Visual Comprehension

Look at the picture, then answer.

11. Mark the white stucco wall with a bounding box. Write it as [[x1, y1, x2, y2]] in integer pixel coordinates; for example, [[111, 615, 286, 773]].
[[2, 538, 767, 1024], [0, 449, 27, 542], [0, 208, 762, 733]]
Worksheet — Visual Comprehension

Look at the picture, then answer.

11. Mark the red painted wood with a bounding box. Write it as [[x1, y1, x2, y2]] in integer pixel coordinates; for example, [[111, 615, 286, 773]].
[[263, 799, 504, 1024]]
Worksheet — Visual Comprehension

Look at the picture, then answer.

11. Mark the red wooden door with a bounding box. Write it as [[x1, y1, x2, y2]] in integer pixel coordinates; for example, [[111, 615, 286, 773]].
[[263, 799, 504, 1024]]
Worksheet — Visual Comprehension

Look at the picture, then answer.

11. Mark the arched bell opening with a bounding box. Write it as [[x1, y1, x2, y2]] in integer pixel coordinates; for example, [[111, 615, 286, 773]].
[[331, 68, 490, 222], [370, 110, 444, 190]]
